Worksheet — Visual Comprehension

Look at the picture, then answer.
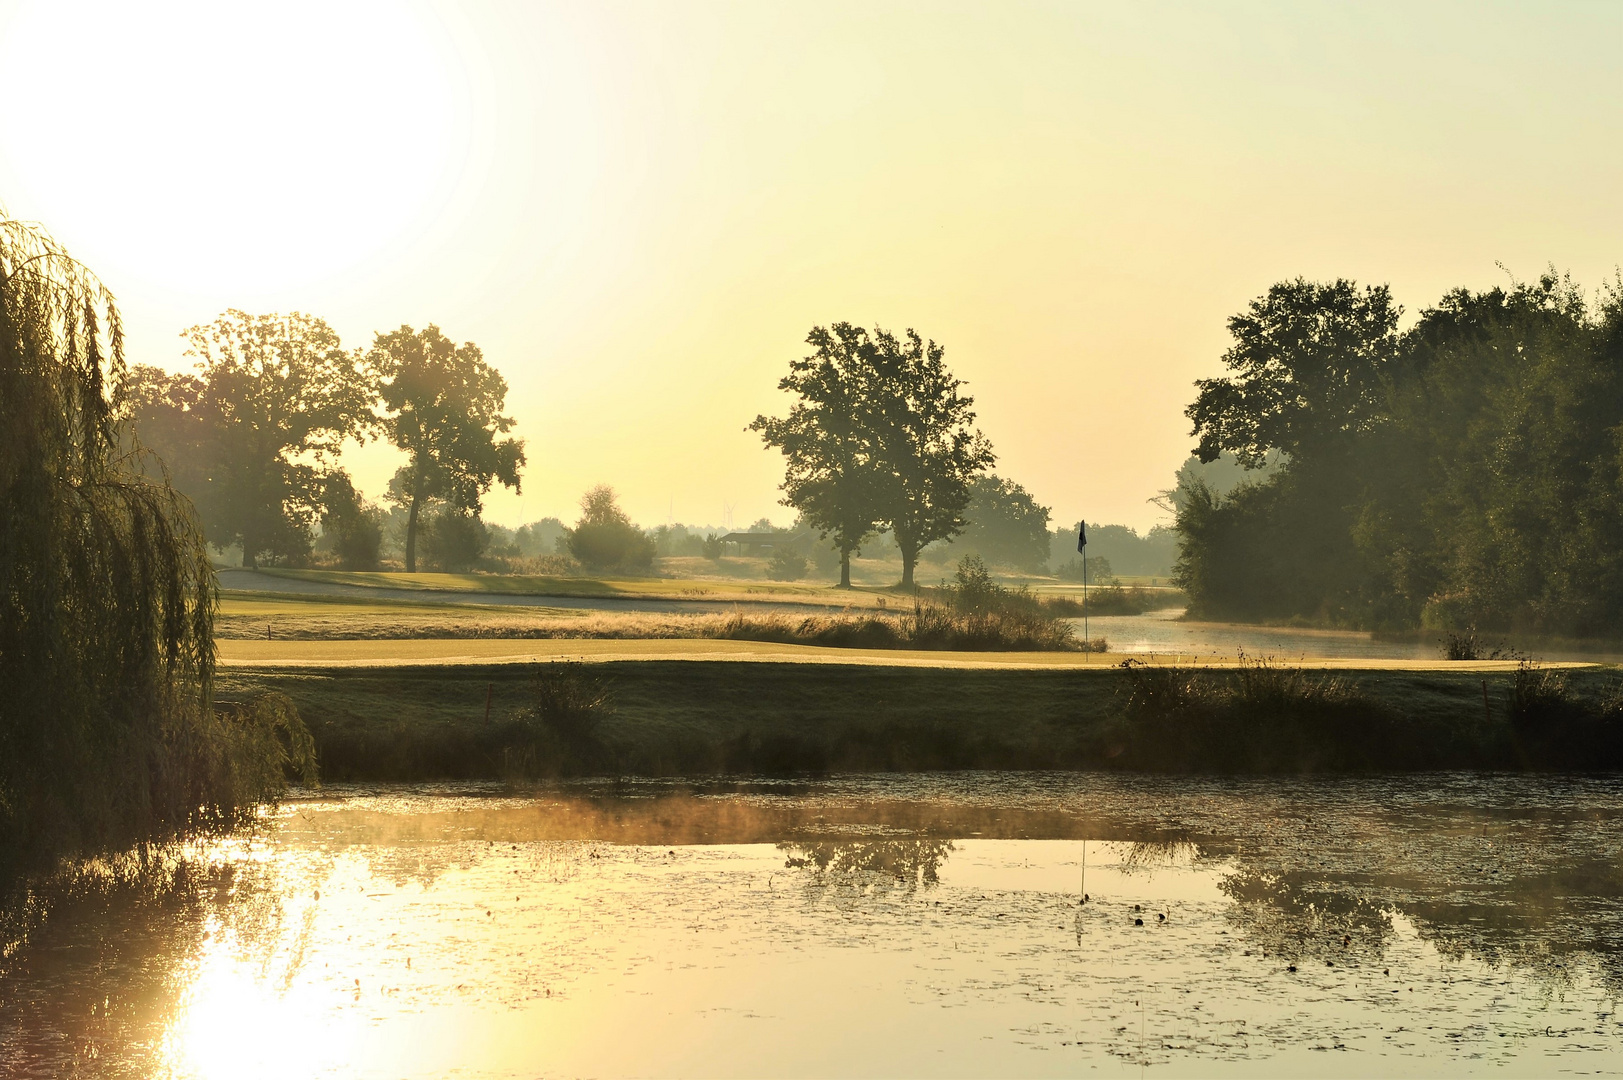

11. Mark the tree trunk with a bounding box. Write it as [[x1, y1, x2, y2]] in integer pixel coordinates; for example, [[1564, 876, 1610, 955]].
[[242, 533, 256, 569], [405, 485, 422, 573], [900, 546, 916, 589], [839, 551, 851, 589]]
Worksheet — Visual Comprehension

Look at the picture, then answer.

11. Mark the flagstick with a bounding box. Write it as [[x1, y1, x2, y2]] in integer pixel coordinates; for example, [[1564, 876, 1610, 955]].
[[1082, 520, 1088, 646]]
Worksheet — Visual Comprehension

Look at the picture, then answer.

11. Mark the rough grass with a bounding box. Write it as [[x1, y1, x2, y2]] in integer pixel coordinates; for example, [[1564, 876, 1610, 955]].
[[220, 596, 1088, 652], [215, 660, 1623, 781], [1042, 586, 1180, 617]]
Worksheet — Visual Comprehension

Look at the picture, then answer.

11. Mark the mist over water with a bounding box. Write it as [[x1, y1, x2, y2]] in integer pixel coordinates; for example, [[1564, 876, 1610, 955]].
[[5, 774, 1622, 1077]]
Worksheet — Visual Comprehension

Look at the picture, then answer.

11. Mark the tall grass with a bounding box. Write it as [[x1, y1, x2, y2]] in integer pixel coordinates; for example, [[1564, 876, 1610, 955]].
[[1502, 660, 1623, 767], [1111, 656, 1410, 770], [496, 662, 616, 778], [0, 213, 313, 871]]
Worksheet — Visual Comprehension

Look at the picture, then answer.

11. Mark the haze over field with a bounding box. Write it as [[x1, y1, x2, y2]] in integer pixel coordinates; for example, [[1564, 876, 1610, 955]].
[[0, 0, 1618, 532]]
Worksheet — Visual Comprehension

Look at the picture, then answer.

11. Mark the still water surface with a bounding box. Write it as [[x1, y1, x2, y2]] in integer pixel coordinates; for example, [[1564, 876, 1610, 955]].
[[5, 774, 1622, 1077]]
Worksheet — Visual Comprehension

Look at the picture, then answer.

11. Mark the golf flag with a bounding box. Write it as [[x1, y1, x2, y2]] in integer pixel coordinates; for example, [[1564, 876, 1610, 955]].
[[1077, 520, 1087, 552]]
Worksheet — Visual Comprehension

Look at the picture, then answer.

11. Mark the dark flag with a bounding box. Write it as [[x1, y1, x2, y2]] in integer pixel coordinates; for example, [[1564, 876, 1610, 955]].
[[1077, 520, 1087, 553]]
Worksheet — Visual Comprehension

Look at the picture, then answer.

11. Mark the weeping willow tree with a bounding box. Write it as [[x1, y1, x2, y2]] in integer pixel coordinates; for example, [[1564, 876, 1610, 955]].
[[0, 212, 313, 869]]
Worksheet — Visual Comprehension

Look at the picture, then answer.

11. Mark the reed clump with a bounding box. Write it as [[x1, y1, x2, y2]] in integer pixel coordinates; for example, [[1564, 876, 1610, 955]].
[[1502, 661, 1623, 767], [1111, 656, 1409, 771], [496, 662, 616, 778], [1042, 586, 1176, 618]]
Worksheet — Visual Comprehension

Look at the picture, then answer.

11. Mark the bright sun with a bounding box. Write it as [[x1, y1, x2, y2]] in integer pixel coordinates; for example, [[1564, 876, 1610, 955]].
[[0, 0, 471, 298]]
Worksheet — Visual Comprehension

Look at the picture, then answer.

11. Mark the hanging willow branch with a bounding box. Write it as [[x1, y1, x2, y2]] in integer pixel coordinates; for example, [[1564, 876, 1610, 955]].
[[0, 211, 309, 867]]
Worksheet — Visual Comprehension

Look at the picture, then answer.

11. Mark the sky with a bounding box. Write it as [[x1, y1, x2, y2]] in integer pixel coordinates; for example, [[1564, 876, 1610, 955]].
[[0, 0, 1618, 534]]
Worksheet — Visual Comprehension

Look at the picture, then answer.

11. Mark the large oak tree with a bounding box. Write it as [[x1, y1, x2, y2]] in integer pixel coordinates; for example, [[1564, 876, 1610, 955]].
[[181, 311, 377, 567], [372, 324, 524, 573], [755, 323, 993, 589], [863, 328, 995, 588], [750, 323, 886, 587]]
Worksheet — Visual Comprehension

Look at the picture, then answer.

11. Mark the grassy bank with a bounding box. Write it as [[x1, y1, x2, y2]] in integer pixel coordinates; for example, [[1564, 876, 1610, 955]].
[[220, 586, 1092, 652], [216, 659, 1623, 781]]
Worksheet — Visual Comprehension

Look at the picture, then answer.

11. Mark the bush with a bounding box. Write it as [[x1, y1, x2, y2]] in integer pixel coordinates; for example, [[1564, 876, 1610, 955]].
[[1041, 585, 1172, 617], [419, 510, 488, 571], [319, 471, 383, 570], [1111, 657, 1405, 771], [498, 663, 615, 777], [1056, 555, 1116, 584], [566, 485, 655, 572], [767, 547, 809, 580]]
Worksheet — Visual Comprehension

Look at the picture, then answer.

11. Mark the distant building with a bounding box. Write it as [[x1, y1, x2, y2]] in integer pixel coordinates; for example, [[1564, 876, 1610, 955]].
[[716, 531, 813, 556]]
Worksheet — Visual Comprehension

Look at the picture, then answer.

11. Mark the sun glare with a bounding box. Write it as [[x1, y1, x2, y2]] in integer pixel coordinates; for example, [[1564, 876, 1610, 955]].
[[0, 0, 471, 297]]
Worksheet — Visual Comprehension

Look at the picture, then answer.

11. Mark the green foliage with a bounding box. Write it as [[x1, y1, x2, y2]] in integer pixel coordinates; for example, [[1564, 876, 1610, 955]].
[[863, 328, 997, 587], [1178, 272, 1623, 636], [498, 663, 615, 777], [121, 364, 211, 504], [373, 324, 524, 573], [566, 485, 654, 571], [1189, 279, 1400, 466], [179, 311, 377, 567], [514, 516, 568, 557], [1055, 555, 1115, 584], [0, 214, 312, 868], [750, 323, 887, 587], [766, 546, 809, 580], [1048, 523, 1178, 578], [1114, 658, 1404, 771], [951, 474, 1051, 572], [317, 470, 383, 570], [418, 508, 489, 572], [754, 322, 994, 588]]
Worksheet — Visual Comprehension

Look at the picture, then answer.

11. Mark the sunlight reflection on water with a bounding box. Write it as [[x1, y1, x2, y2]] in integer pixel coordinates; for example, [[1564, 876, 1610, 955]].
[[5, 774, 1623, 1077]]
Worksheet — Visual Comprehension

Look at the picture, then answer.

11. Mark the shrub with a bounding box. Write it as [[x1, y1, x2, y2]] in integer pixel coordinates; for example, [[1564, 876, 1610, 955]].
[[498, 663, 615, 777], [319, 471, 383, 570], [1111, 656, 1403, 771], [419, 509, 488, 571], [1056, 555, 1116, 584], [767, 547, 810, 580], [566, 485, 655, 572]]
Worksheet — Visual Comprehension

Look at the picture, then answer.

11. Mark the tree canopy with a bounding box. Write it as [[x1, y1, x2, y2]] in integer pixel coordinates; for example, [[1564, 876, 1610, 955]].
[[951, 475, 1051, 573], [179, 310, 377, 567], [372, 324, 525, 573], [863, 328, 995, 587], [1175, 272, 1623, 635], [755, 323, 993, 588], [750, 323, 885, 587]]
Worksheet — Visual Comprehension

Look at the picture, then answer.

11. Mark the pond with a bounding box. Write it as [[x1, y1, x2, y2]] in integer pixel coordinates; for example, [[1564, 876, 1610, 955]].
[[1078, 609, 1623, 664], [5, 774, 1622, 1077]]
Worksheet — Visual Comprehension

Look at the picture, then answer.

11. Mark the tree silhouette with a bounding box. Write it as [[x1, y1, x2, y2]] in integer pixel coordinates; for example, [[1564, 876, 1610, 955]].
[[372, 324, 524, 573], [751, 323, 886, 587], [181, 310, 377, 567], [1, 213, 308, 865], [863, 328, 995, 588]]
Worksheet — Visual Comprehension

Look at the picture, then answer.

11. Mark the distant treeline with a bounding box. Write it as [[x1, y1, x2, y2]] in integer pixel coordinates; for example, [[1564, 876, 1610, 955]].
[[126, 314, 523, 573], [1177, 273, 1623, 636]]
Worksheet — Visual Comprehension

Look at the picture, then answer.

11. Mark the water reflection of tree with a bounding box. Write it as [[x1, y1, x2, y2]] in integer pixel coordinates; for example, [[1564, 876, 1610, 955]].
[[778, 837, 955, 889], [1217, 846, 1623, 1000], [1220, 868, 1396, 964], [1120, 840, 1200, 872], [0, 850, 295, 1073]]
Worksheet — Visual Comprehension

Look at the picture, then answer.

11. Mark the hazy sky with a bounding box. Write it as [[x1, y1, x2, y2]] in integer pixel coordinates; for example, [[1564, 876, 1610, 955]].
[[1, 0, 1618, 533]]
